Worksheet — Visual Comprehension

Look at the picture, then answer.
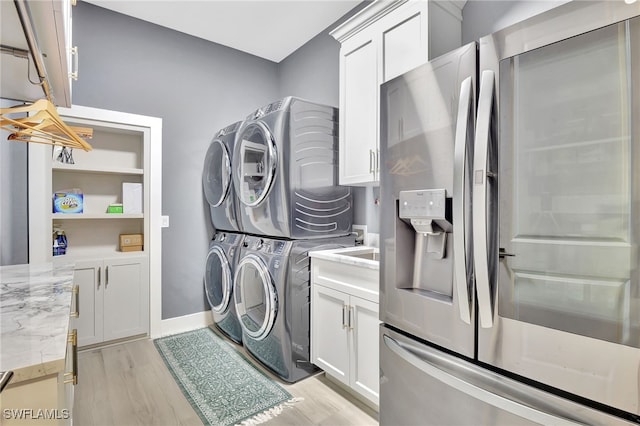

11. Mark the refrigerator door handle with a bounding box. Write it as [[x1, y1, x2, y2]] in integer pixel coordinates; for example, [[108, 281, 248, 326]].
[[383, 334, 585, 426], [473, 70, 495, 328], [453, 76, 473, 324]]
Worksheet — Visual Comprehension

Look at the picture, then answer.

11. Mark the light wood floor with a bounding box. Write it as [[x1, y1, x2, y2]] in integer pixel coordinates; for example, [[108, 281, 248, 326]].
[[74, 327, 379, 426]]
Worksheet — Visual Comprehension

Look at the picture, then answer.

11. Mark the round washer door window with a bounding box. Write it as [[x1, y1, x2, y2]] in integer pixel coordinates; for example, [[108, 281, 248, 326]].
[[203, 139, 231, 207], [233, 254, 277, 340], [204, 246, 232, 314], [233, 122, 277, 207]]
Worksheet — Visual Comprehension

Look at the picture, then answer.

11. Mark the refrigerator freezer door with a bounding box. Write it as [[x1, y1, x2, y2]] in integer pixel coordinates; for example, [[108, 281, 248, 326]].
[[379, 42, 477, 357], [380, 325, 637, 426], [478, 4, 640, 416]]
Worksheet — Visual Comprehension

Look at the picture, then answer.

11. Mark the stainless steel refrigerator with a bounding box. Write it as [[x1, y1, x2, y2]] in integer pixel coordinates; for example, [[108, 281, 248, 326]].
[[379, 1, 640, 424]]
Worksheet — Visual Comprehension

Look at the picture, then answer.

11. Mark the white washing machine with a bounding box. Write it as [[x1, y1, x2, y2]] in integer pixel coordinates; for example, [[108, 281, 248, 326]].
[[233, 234, 355, 382], [203, 121, 243, 232], [204, 231, 244, 343], [232, 96, 352, 239]]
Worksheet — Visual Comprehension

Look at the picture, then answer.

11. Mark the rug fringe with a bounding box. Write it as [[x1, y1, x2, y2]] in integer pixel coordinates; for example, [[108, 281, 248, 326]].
[[236, 397, 304, 425]]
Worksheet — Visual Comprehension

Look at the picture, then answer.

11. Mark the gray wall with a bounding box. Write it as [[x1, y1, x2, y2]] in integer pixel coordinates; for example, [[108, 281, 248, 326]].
[[278, 32, 340, 108], [73, 2, 279, 319], [462, 0, 569, 44], [0, 99, 28, 266], [277, 1, 369, 106]]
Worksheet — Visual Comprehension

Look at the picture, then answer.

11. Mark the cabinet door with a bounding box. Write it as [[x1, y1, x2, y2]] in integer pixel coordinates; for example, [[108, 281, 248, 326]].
[[103, 256, 149, 341], [71, 259, 103, 346], [339, 29, 379, 185], [311, 284, 350, 386], [350, 296, 380, 406], [380, 1, 428, 83]]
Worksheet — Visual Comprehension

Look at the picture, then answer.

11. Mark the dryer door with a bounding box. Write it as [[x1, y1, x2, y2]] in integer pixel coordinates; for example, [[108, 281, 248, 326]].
[[233, 122, 277, 207], [234, 254, 277, 340], [204, 246, 232, 314], [203, 139, 232, 207]]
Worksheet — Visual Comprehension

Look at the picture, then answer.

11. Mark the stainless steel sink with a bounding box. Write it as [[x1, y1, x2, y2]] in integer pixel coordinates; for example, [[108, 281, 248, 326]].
[[343, 251, 379, 261]]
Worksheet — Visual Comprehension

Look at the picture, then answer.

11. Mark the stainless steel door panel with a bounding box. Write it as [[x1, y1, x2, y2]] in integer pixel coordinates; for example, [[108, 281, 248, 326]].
[[477, 4, 640, 415], [479, 1, 640, 73], [381, 326, 634, 426], [380, 42, 477, 357], [478, 318, 640, 416]]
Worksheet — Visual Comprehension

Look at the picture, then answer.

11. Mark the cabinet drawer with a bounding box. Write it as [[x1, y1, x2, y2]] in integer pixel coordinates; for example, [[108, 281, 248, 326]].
[[312, 258, 378, 303]]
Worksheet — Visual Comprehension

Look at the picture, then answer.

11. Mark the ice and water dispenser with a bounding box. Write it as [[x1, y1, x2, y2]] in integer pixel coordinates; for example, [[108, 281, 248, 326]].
[[397, 189, 454, 299]]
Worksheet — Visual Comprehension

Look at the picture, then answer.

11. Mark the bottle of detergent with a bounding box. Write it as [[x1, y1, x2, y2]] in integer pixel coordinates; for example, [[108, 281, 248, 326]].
[[53, 227, 68, 256]]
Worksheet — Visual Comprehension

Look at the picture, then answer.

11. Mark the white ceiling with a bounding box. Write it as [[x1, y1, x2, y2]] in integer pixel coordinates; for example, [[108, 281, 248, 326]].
[[83, 0, 363, 63]]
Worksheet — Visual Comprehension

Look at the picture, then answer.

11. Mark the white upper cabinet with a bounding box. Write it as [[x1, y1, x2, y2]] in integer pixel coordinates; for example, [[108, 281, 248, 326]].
[[379, 1, 428, 83], [341, 28, 379, 185], [331, 0, 463, 186]]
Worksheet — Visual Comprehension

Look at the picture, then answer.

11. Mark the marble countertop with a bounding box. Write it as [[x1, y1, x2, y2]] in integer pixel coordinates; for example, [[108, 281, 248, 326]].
[[309, 246, 379, 270], [0, 262, 75, 384]]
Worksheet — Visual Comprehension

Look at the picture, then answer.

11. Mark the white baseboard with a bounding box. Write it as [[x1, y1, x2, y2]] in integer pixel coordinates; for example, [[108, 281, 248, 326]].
[[158, 310, 213, 337]]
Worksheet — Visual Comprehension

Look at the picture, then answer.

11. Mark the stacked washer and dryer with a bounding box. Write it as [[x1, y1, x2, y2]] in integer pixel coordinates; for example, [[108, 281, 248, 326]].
[[203, 97, 355, 382]]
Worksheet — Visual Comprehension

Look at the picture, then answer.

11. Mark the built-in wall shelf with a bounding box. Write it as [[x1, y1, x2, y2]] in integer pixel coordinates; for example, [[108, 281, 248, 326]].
[[54, 250, 146, 261], [52, 164, 144, 176], [29, 104, 162, 345], [52, 213, 144, 220]]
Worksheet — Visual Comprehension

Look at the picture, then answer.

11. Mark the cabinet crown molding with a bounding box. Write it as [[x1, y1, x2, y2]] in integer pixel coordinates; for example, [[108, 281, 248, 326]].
[[330, 1, 466, 43], [330, 0, 409, 43]]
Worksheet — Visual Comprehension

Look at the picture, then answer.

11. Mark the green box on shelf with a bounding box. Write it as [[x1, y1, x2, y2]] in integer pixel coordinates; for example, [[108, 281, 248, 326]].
[[107, 204, 123, 214]]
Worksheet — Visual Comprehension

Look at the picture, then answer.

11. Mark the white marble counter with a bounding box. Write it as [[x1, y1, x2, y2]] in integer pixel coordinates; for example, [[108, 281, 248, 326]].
[[309, 246, 379, 270], [0, 262, 74, 384]]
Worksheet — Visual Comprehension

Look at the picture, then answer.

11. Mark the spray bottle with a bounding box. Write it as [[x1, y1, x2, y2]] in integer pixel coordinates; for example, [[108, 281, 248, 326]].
[[53, 226, 68, 256]]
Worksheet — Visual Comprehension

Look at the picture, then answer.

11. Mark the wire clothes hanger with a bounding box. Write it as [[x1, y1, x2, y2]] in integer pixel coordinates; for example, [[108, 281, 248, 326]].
[[0, 98, 93, 151]]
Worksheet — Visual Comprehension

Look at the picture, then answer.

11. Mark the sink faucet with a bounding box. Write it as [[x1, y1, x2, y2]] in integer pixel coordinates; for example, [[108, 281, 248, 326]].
[[0, 371, 14, 393]]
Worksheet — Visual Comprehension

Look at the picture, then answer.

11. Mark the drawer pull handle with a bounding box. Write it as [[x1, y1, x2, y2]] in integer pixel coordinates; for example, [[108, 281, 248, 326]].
[[64, 329, 78, 385]]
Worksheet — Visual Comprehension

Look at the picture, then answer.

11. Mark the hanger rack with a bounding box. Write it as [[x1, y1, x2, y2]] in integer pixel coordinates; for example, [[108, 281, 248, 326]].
[[0, 99, 93, 151]]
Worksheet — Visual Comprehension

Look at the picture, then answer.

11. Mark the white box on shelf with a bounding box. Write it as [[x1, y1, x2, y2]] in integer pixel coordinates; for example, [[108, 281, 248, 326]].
[[122, 182, 143, 214]]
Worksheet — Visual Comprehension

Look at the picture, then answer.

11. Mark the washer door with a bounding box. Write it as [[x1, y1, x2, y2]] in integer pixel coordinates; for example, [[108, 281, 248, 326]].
[[233, 254, 277, 340], [233, 122, 277, 207], [203, 139, 232, 207], [204, 246, 232, 314]]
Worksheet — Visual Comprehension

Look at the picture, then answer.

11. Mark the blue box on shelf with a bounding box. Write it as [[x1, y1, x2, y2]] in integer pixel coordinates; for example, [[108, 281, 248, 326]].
[[53, 192, 83, 214]]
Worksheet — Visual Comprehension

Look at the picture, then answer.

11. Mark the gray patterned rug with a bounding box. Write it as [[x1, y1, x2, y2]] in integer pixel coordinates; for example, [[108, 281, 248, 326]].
[[154, 327, 296, 426]]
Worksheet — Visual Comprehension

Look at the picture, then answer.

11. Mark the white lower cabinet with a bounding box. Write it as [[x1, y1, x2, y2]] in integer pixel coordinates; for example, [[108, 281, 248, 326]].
[[310, 251, 380, 408], [313, 285, 379, 406], [312, 285, 351, 383], [72, 255, 149, 347], [349, 296, 379, 403]]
